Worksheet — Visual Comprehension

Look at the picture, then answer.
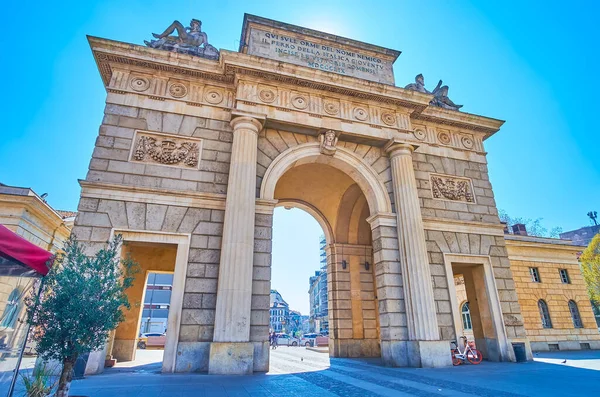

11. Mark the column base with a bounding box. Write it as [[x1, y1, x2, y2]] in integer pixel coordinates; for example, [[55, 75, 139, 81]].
[[381, 340, 452, 368], [208, 342, 254, 375], [112, 339, 136, 362], [407, 340, 452, 367]]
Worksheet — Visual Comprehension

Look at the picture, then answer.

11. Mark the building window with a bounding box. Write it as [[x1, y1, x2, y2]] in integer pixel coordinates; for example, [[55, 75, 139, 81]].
[[461, 302, 472, 331], [559, 269, 570, 284], [0, 288, 22, 329], [530, 267, 541, 283], [568, 300, 583, 328], [591, 301, 600, 328], [538, 299, 552, 328]]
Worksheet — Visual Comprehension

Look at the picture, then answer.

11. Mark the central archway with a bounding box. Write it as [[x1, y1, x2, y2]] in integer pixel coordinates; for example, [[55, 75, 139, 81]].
[[261, 143, 392, 215], [261, 142, 392, 359]]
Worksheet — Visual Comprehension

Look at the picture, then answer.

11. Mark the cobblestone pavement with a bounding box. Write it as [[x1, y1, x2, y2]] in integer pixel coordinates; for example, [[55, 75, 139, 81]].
[[64, 347, 600, 396]]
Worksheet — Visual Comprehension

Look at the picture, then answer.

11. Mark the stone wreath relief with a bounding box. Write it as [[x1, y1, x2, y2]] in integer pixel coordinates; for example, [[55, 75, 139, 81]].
[[431, 175, 475, 203], [132, 133, 200, 168]]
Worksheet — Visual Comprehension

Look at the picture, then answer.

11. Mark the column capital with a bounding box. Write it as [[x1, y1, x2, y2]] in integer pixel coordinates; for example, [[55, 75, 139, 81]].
[[230, 111, 265, 132], [384, 139, 418, 158]]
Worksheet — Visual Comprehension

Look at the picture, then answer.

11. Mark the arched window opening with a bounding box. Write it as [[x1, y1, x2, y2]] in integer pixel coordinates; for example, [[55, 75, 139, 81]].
[[538, 300, 552, 329], [461, 302, 472, 330], [568, 300, 583, 328]]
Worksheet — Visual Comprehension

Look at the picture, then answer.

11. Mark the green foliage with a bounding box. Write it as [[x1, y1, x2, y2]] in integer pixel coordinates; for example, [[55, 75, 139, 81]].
[[26, 234, 138, 364], [581, 234, 600, 302], [498, 209, 563, 238], [20, 363, 59, 397]]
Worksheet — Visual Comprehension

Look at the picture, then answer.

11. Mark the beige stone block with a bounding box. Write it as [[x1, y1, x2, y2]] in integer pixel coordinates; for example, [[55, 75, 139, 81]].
[[208, 342, 254, 375], [87, 170, 125, 184], [144, 164, 182, 179], [185, 278, 218, 293], [122, 174, 160, 188]]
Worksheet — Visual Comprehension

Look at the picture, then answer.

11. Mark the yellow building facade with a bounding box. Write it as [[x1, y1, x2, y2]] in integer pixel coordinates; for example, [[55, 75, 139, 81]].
[[505, 235, 600, 351]]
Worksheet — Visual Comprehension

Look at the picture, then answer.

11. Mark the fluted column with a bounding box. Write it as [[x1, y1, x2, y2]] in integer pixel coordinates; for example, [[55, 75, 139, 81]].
[[385, 141, 439, 341], [213, 115, 263, 342]]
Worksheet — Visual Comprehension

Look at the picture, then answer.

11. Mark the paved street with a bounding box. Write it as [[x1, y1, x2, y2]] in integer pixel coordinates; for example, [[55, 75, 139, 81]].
[[63, 347, 600, 396]]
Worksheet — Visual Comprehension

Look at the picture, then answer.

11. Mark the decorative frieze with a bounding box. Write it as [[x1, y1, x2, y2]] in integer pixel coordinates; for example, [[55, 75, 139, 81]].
[[413, 123, 482, 152], [130, 131, 202, 169], [430, 174, 475, 203]]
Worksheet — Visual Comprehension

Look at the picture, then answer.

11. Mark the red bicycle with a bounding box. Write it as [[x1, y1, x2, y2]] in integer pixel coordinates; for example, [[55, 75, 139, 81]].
[[451, 336, 483, 365]]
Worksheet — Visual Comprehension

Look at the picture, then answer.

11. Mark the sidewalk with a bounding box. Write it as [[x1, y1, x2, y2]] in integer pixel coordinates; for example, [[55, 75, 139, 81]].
[[63, 348, 600, 396]]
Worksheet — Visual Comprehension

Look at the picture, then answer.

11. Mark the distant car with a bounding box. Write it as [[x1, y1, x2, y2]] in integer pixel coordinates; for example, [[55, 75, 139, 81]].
[[315, 334, 329, 347], [275, 333, 299, 346], [138, 332, 166, 349], [300, 333, 318, 347]]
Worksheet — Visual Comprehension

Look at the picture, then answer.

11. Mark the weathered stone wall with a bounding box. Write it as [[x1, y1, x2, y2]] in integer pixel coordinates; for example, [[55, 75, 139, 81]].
[[73, 196, 227, 371], [426, 231, 524, 342], [90, 104, 232, 194], [413, 153, 498, 223], [371, 223, 407, 365], [250, 212, 273, 371]]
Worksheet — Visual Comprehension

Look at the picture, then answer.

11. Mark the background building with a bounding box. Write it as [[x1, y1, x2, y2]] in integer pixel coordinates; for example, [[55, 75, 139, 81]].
[[140, 273, 173, 334], [560, 224, 600, 247], [308, 236, 329, 333], [269, 290, 289, 333], [0, 183, 74, 369]]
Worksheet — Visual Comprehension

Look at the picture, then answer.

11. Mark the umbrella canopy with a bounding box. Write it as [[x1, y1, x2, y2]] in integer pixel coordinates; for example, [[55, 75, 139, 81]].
[[0, 224, 54, 276]]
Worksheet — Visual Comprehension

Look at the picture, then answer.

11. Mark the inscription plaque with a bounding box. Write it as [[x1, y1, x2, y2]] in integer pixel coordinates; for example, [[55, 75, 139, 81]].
[[242, 15, 399, 85]]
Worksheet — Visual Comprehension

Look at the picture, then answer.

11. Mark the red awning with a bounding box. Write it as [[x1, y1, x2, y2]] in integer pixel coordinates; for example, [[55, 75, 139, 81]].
[[0, 224, 54, 276]]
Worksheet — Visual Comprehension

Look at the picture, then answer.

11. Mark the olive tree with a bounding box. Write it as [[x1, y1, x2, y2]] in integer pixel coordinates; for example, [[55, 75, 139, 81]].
[[26, 235, 138, 397]]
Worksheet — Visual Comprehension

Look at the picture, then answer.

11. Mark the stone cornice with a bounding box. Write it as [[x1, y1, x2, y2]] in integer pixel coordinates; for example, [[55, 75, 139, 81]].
[[88, 36, 504, 136], [504, 235, 583, 249], [88, 36, 232, 87], [79, 180, 275, 212], [422, 216, 505, 237], [0, 194, 69, 231]]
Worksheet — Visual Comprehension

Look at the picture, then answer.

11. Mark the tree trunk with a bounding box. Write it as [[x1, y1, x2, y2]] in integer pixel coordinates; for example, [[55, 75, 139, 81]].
[[56, 357, 76, 397]]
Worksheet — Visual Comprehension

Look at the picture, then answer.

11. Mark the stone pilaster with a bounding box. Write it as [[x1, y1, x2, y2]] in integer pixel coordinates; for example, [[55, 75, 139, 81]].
[[385, 140, 450, 367], [209, 114, 263, 375]]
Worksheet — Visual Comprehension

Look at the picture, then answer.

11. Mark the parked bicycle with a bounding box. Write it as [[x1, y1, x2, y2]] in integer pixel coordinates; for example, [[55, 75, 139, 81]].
[[451, 336, 482, 365]]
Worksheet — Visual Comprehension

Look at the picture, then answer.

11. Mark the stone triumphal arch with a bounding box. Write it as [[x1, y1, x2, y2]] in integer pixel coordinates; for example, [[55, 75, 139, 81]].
[[75, 14, 529, 374]]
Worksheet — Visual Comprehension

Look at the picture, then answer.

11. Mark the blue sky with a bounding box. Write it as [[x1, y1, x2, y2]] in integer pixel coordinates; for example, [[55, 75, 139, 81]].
[[1, 1, 598, 314]]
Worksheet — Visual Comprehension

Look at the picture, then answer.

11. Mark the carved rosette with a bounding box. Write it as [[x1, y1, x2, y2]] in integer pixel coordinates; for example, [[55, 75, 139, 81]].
[[130, 77, 150, 92], [204, 88, 224, 104], [430, 174, 475, 203], [438, 131, 452, 145], [461, 135, 474, 149], [413, 129, 427, 141], [353, 107, 369, 121], [169, 83, 188, 98], [291, 94, 308, 109], [131, 131, 201, 169], [323, 101, 340, 115], [258, 88, 276, 103], [381, 112, 396, 126]]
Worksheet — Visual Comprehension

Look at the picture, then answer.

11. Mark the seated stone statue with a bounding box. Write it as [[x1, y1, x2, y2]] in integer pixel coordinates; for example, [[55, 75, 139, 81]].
[[404, 74, 430, 94], [405, 73, 462, 111], [431, 85, 463, 111], [144, 19, 219, 60]]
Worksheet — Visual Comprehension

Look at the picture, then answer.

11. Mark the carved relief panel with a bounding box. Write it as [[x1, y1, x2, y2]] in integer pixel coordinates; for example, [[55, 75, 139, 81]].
[[430, 174, 475, 203], [129, 131, 202, 169]]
